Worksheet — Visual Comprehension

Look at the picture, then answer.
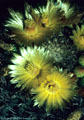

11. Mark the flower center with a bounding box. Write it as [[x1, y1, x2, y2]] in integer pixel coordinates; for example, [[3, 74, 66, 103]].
[[79, 35, 84, 45], [41, 18, 49, 27], [25, 62, 40, 79], [45, 80, 60, 93], [24, 20, 38, 35], [41, 14, 50, 27]]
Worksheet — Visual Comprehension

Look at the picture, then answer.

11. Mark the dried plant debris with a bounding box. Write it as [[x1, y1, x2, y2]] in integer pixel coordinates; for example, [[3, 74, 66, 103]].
[[66, 109, 83, 120], [0, 42, 15, 52], [0, 28, 22, 50], [0, 67, 9, 78]]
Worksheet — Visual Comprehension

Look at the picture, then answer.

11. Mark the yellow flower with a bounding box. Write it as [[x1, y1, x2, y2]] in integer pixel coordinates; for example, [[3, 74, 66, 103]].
[[32, 71, 75, 111], [57, 0, 84, 25], [5, 0, 81, 45], [70, 25, 84, 50], [8, 46, 53, 90]]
